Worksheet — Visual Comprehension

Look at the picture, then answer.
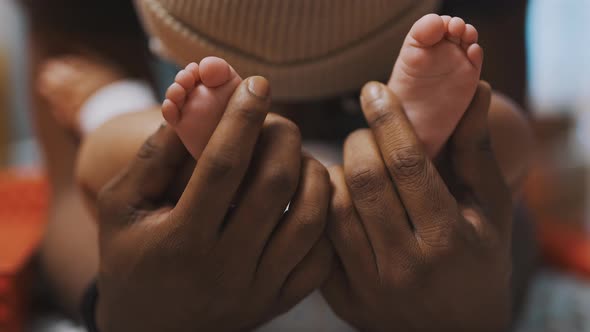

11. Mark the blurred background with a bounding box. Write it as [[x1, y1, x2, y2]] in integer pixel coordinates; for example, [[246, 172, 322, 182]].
[[0, 0, 590, 331], [0, 0, 587, 171], [0, 0, 36, 167]]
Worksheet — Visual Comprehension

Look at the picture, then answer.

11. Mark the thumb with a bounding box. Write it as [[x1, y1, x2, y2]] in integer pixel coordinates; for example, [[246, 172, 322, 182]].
[[97, 123, 190, 227], [450, 81, 512, 237]]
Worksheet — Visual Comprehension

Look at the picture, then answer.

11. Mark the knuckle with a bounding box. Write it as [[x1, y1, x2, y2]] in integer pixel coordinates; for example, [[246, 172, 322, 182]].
[[291, 204, 326, 237], [394, 259, 422, 287], [345, 166, 384, 196], [262, 165, 299, 194], [367, 103, 396, 128], [264, 116, 302, 146], [418, 224, 457, 259], [379, 245, 424, 289], [232, 97, 269, 123], [136, 135, 161, 161], [202, 148, 243, 181], [384, 250, 430, 287], [388, 145, 428, 180], [403, 258, 430, 285]]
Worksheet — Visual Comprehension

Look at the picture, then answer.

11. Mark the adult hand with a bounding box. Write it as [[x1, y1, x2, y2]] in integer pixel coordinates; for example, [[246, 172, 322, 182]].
[[96, 77, 333, 332], [323, 81, 513, 332]]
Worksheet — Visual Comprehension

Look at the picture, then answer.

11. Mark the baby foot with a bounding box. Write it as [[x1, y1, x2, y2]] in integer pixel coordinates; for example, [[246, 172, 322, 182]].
[[388, 14, 483, 157], [38, 55, 124, 135], [162, 57, 243, 159]]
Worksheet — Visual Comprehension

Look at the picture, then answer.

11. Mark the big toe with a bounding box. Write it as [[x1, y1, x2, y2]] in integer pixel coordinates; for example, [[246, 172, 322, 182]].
[[198, 57, 243, 108], [173, 58, 243, 160], [200, 57, 236, 88], [409, 14, 446, 47]]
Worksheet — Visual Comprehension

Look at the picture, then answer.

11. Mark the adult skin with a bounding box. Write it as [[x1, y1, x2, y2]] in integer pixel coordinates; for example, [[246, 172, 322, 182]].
[[20, 0, 534, 323], [323, 81, 512, 331], [96, 77, 334, 331], [94, 80, 514, 331]]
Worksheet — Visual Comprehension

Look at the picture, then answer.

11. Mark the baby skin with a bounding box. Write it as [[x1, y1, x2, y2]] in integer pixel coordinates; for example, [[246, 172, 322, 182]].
[[162, 57, 242, 159], [163, 14, 482, 161], [389, 14, 483, 157]]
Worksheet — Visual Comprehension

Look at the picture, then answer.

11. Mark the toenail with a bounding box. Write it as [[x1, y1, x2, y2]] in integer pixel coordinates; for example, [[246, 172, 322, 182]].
[[248, 77, 270, 98]]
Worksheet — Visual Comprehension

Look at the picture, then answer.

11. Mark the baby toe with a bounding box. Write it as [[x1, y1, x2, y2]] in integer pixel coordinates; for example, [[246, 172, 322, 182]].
[[166, 82, 188, 109], [461, 24, 479, 50], [466, 43, 484, 69], [440, 15, 452, 29], [185, 62, 200, 82], [409, 14, 446, 47], [162, 99, 180, 125], [200, 57, 232, 88], [447, 17, 466, 44], [175, 69, 196, 90]]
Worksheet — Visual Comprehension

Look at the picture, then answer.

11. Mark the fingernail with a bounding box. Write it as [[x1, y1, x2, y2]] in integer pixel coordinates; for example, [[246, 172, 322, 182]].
[[362, 82, 384, 102], [248, 76, 270, 98]]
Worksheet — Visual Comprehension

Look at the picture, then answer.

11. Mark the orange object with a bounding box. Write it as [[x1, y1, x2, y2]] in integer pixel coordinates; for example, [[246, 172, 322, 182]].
[[0, 48, 9, 166], [0, 169, 49, 332], [537, 220, 590, 279], [523, 115, 590, 279]]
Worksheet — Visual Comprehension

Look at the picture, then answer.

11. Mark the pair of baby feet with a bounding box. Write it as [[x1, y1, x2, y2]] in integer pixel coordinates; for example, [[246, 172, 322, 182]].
[[162, 14, 483, 160]]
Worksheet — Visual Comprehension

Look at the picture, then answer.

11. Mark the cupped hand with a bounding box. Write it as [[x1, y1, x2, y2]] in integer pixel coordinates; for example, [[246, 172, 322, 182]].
[[323, 81, 513, 332], [95, 77, 333, 332]]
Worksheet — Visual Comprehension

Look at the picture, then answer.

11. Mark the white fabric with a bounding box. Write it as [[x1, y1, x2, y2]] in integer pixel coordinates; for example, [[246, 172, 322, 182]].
[[79, 80, 157, 134], [257, 291, 356, 331]]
